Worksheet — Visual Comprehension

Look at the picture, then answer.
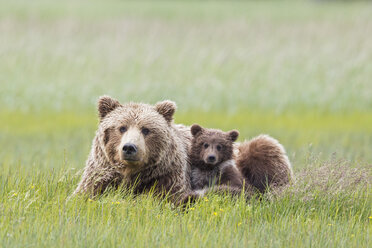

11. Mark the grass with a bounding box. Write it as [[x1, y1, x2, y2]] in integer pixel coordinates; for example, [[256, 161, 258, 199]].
[[0, 0, 371, 247], [1, 160, 370, 247]]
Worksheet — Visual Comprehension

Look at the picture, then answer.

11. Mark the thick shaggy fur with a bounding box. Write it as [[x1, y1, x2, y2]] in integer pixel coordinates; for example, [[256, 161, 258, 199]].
[[74, 96, 192, 202], [236, 135, 293, 193], [189, 124, 243, 190]]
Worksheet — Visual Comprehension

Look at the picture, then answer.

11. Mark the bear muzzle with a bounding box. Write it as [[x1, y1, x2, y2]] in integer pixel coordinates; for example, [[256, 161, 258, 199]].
[[122, 143, 139, 161], [118, 127, 148, 167], [204, 154, 218, 166], [207, 155, 216, 163]]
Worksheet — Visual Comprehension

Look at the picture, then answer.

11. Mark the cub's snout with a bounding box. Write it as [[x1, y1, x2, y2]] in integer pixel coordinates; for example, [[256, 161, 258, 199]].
[[206, 154, 217, 164]]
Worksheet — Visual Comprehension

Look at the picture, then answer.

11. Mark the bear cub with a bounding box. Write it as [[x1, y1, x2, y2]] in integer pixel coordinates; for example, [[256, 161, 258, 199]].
[[189, 124, 244, 190]]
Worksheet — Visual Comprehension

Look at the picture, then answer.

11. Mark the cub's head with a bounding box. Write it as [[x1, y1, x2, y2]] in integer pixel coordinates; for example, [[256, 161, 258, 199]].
[[190, 124, 239, 168], [97, 96, 176, 172]]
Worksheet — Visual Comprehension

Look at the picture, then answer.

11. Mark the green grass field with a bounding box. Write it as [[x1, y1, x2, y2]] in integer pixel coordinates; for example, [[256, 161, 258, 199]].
[[0, 0, 371, 247]]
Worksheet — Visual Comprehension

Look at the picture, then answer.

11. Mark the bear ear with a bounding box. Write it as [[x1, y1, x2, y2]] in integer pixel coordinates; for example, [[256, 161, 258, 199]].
[[98, 95, 121, 120], [228, 130, 239, 142], [191, 124, 203, 137], [155, 100, 176, 123]]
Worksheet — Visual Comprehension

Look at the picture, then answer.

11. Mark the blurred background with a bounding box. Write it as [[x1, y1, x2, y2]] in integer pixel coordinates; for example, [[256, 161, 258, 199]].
[[1, 0, 371, 170]]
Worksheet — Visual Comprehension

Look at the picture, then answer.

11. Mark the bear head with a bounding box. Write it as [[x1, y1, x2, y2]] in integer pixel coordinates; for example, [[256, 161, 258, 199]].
[[96, 95, 177, 174], [190, 124, 239, 169]]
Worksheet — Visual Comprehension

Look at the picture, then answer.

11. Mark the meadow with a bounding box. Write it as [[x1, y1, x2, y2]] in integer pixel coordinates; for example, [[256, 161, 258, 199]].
[[0, 0, 371, 247]]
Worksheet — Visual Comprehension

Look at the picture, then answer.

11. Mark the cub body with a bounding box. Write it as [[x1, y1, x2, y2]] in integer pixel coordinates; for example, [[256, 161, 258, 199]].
[[236, 135, 293, 193], [189, 124, 244, 190]]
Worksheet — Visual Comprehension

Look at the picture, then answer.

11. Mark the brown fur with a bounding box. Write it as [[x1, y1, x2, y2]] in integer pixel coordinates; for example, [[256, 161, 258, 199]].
[[188, 125, 293, 198], [236, 135, 293, 193], [73, 96, 193, 202], [189, 124, 244, 190]]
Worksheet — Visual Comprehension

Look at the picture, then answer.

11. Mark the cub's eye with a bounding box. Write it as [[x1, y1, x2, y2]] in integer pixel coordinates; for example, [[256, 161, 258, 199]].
[[119, 126, 127, 133], [142, 127, 150, 136], [216, 145, 222, 151], [203, 143, 209, 149]]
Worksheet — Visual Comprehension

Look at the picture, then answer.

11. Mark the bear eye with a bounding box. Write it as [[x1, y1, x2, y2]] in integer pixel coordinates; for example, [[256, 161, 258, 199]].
[[119, 126, 127, 133], [203, 143, 209, 149], [216, 145, 222, 151], [142, 127, 150, 136]]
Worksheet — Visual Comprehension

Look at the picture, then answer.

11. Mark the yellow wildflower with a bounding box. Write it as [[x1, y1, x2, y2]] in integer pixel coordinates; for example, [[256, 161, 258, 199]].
[[220, 208, 224, 212], [12, 193, 17, 196], [238, 222, 242, 227], [213, 212, 218, 216], [369, 216, 372, 219], [88, 199, 93, 202]]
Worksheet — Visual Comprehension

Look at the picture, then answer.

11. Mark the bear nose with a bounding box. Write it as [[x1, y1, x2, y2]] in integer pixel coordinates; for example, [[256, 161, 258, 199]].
[[207, 155, 216, 163], [122, 143, 138, 156]]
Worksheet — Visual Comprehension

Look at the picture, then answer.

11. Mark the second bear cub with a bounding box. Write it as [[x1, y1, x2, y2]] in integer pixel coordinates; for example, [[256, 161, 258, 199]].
[[189, 124, 244, 190]]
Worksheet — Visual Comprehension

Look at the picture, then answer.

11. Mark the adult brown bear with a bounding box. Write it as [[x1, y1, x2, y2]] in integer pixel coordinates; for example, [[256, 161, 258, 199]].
[[73, 96, 193, 202]]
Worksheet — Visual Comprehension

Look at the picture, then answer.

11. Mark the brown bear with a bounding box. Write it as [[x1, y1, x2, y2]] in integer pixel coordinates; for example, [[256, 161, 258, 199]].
[[73, 96, 193, 202], [73, 95, 293, 204], [236, 135, 293, 193], [188, 124, 293, 197], [189, 124, 244, 191]]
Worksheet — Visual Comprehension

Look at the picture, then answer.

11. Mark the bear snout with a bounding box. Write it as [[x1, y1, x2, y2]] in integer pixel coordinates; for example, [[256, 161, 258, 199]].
[[205, 154, 217, 165], [122, 143, 138, 159]]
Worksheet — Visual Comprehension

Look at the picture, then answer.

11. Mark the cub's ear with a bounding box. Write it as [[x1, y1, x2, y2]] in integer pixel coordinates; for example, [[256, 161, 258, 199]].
[[228, 130, 239, 142], [98, 96, 121, 120], [191, 124, 203, 137], [155, 100, 176, 123]]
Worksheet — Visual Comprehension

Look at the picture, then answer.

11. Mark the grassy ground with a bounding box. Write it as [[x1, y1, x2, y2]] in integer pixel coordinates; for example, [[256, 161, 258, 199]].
[[0, 1, 371, 247]]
